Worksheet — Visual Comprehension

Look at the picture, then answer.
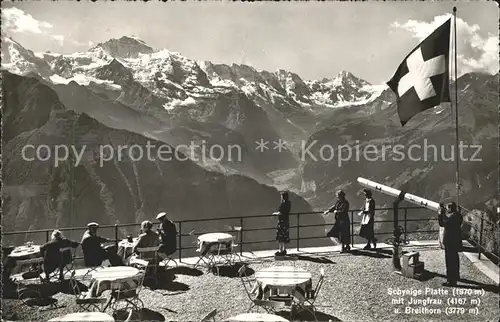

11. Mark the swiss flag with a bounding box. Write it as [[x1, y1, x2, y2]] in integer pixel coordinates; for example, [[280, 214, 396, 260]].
[[387, 18, 451, 126]]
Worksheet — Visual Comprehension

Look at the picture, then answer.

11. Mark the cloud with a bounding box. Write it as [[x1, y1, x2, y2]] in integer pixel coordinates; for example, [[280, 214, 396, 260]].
[[2, 7, 53, 34], [391, 14, 499, 76], [2, 7, 65, 45], [2, 7, 91, 49]]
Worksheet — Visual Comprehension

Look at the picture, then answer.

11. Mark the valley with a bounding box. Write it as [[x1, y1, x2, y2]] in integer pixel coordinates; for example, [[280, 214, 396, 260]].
[[1, 34, 498, 247]]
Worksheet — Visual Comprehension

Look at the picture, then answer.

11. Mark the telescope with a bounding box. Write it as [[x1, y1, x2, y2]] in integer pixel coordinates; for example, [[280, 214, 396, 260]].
[[357, 177, 440, 211]]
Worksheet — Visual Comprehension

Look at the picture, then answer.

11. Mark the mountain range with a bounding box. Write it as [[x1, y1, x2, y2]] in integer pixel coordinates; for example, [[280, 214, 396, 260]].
[[1, 34, 498, 245]]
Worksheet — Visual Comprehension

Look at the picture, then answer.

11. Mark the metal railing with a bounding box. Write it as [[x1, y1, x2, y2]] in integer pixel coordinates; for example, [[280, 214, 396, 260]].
[[2, 206, 498, 266], [463, 211, 499, 264]]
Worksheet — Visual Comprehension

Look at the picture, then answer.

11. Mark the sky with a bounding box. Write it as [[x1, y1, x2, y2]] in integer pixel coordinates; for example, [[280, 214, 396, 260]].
[[1, 1, 498, 84]]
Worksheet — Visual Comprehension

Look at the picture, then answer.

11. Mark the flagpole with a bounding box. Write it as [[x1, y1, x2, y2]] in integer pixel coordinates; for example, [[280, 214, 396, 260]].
[[452, 7, 460, 207]]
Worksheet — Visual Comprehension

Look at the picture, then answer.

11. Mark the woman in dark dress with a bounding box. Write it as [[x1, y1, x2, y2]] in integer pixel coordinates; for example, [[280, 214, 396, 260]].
[[324, 190, 351, 253], [274, 191, 291, 256], [359, 189, 377, 250]]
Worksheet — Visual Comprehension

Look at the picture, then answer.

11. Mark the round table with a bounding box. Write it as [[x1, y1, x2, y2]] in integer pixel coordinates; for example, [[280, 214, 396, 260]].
[[197, 233, 234, 253], [198, 233, 234, 244], [226, 313, 289, 322], [89, 266, 141, 297], [254, 266, 312, 299], [48, 312, 115, 321], [117, 238, 137, 262], [7, 245, 42, 276], [8, 245, 41, 259]]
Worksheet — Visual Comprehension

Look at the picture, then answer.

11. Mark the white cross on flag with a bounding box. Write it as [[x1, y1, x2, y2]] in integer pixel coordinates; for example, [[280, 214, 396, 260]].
[[387, 18, 451, 126]]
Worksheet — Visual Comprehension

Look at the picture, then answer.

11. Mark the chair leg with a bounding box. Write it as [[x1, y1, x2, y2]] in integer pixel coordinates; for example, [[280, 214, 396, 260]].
[[164, 257, 178, 268], [308, 307, 318, 321], [194, 255, 208, 268], [135, 298, 145, 310]]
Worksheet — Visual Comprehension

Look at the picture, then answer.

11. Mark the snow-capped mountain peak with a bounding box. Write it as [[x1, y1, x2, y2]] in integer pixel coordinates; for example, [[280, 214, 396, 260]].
[[1, 34, 53, 77], [319, 70, 370, 88], [305, 71, 387, 108], [128, 35, 147, 45], [92, 36, 154, 58], [1, 34, 390, 110]]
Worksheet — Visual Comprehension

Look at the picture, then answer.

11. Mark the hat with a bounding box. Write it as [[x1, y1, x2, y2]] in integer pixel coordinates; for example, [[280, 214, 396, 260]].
[[156, 212, 167, 220], [87, 222, 99, 227]]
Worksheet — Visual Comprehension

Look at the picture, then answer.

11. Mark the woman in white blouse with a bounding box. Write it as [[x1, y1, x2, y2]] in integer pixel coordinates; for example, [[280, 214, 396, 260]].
[[359, 189, 377, 250]]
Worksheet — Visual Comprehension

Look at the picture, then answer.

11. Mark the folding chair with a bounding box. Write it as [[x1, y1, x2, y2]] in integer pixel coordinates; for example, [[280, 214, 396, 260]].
[[291, 268, 325, 321], [16, 257, 65, 311], [130, 246, 160, 285], [238, 265, 258, 311], [227, 225, 243, 264], [194, 242, 218, 272], [201, 309, 217, 322], [16, 257, 44, 307], [110, 266, 147, 312], [49, 247, 76, 281], [160, 248, 178, 269], [69, 271, 107, 312]]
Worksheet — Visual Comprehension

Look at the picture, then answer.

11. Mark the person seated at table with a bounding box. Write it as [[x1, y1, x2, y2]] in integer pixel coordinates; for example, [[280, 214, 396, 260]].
[[133, 220, 160, 260], [273, 191, 291, 256], [40, 230, 79, 281], [156, 212, 177, 256], [81, 222, 122, 267]]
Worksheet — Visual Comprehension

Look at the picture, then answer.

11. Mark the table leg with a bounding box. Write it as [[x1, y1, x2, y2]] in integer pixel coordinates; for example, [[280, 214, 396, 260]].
[[88, 281, 98, 297], [101, 295, 114, 312]]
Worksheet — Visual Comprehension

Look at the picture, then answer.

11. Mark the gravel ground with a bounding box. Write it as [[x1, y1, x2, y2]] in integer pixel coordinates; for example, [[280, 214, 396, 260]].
[[2, 246, 499, 321]]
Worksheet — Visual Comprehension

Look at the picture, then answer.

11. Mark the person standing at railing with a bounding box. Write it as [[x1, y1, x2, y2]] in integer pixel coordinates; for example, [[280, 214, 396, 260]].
[[439, 202, 463, 287], [40, 230, 79, 282], [359, 189, 377, 250], [324, 190, 351, 253], [273, 191, 291, 256]]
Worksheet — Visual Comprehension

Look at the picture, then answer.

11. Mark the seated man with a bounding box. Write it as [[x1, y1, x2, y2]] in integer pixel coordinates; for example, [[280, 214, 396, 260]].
[[133, 220, 160, 261], [81, 222, 121, 267], [156, 212, 177, 256], [40, 230, 79, 281]]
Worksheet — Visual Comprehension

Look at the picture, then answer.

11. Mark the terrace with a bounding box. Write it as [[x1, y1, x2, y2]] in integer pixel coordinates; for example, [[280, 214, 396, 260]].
[[2, 208, 499, 321]]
